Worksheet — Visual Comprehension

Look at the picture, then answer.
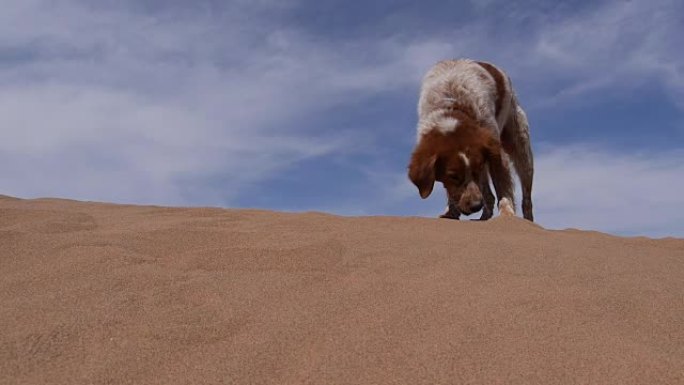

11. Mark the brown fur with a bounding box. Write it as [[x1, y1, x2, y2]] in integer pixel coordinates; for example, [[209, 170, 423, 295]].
[[408, 110, 514, 216]]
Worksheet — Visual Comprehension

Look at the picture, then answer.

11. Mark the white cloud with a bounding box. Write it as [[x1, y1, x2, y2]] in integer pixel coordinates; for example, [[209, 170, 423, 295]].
[[523, 0, 684, 108], [532, 145, 684, 237], [0, 0, 455, 205]]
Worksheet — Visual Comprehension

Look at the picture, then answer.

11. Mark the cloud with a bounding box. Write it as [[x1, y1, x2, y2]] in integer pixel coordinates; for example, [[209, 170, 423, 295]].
[[532, 145, 684, 237], [0, 0, 454, 205], [523, 0, 684, 108]]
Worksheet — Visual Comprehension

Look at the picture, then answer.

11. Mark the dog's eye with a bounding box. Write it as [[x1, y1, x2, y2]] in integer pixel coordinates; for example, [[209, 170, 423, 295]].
[[448, 173, 461, 183]]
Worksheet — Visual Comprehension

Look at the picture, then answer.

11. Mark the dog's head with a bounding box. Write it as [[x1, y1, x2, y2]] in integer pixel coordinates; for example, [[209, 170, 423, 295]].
[[408, 118, 506, 216]]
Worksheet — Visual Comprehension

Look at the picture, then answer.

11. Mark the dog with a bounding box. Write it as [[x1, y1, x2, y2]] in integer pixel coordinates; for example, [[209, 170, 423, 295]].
[[408, 59, 534, 221]]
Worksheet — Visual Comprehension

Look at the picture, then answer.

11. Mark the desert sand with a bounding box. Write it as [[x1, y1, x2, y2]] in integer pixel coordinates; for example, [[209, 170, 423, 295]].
[[1, 194, 682, 385]]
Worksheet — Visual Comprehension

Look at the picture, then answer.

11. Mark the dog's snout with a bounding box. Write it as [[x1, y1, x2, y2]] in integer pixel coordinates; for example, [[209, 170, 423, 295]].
[[469, 201, 483, 214], [459, 202, 482, 216]]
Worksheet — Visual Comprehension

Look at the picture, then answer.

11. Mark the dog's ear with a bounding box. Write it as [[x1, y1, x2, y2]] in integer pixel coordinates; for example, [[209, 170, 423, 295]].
[[408, 151, 437, 199], [483, 134, 515, 206]]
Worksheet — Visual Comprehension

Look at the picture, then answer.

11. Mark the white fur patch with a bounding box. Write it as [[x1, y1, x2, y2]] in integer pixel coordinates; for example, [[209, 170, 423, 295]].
[[416, 111, 460, 139], [458, 152, 470, 168], [498, 197, 515, 216], [436, 117, 459, 134]]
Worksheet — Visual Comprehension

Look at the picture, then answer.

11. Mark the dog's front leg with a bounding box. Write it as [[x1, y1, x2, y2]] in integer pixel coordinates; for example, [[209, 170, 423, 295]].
[[439, 194, 461, 220], [440, 205, 460, 219]]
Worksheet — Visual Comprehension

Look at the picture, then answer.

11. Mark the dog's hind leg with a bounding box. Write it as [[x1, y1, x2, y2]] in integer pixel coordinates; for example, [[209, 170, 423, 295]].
[[502, 104, 534, 221]]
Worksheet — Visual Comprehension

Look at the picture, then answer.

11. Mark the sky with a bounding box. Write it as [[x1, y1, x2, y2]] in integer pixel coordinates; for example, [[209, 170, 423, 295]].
[[1, 0, 683, 238]]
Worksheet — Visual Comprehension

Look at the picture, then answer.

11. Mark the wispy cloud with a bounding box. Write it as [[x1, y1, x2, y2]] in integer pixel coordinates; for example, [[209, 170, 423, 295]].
[[524, 0, 684, 108], [0, 0, 450, 204]]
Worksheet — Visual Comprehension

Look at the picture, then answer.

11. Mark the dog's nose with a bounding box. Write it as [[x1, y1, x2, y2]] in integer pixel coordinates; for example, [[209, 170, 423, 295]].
[[469, 201, 483, 213]]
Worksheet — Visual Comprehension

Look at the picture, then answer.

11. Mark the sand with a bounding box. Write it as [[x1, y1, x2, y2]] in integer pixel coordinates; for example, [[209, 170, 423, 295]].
[[1, 194, 682, 385]]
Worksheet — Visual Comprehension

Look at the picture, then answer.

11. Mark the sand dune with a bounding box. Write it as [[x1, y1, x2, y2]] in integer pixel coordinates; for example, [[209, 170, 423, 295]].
[[1, 195, 682, 385]]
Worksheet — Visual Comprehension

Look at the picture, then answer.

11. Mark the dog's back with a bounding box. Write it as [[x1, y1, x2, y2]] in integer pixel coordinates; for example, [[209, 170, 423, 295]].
[[417, 59, 515, 139]]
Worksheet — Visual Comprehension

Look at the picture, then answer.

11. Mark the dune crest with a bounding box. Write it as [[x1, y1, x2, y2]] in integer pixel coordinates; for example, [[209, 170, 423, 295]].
[[1, 196, 682, 385]]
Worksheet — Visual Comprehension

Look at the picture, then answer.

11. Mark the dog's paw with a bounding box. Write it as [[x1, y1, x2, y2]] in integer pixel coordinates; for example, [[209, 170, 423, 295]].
[[439, 213, 460, 220], [498, 198, 515, 217]]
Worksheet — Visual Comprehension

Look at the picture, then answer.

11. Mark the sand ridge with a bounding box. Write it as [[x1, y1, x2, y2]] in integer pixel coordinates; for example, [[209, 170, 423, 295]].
[[1, 195, 683, 384]]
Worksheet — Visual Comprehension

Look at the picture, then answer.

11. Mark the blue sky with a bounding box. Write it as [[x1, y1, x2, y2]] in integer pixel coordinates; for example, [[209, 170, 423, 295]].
[[1, 0, 683, 237]]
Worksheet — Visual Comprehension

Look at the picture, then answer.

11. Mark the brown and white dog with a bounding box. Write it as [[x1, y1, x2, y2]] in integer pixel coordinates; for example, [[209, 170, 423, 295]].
[[408, 59, 534, 221]]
